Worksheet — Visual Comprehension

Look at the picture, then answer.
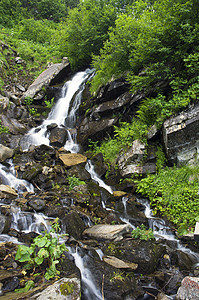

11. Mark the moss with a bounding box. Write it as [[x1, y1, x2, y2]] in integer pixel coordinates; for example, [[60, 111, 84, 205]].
[[60, 281, 75, 296]]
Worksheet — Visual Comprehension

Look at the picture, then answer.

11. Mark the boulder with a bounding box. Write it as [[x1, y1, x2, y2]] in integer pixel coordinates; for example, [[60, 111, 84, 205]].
[[30, 278, 81, 300], [118, 140, 146, 177], [163, 102, 199, 165], [0, 215, 11, 234], [59, 153, 87, 168], [23, 58, 70, 100], [103, 255, 138, 270], [77, 117, 118, 146], [0, 185, 17, 199], [103, 239, 166, 274], [62, 211, 86, 240], [83, 224, 131, 241], [67, 165, 91, 180], [0, 115, 26, 134], [49, 127, 68, 147], [0, 144, 14, 162], [176, 276, 199, 300], [28, 198, 45, 212]]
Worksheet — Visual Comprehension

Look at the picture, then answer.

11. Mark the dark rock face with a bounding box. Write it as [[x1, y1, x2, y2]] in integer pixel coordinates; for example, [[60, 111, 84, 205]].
[[103, 239, 166, 274], [49, 127, 68, 147], [163, 102, 199, 165], [62, 211, 86, 240]]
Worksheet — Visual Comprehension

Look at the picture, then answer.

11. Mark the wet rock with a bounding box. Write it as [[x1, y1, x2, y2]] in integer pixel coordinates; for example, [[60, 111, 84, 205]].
[[59, 153, 87, 168], [163, 102, 199, 165], [90, 153, 108, 177], [113, 191, 127, 198], [32, 144, 56, 161], [103, 239, 166, 274], [0, 185, 18, 199], [103, 255, 138, 270], [49, 127, 68, 147], [172, 249, 199, 271], [23, 58, 70, 100], [62, 211, 86, 240], [0, 115, 26, 134], [2, 276, 19, 292], [77, 117, 118, 146], [67, 165, 91, 180], [176, 276, 199, 300], [83, 224, 131, 241], [23, 165, 42, 181], [30, 278, 81, 300], [18, 232, 38, 244], [0, 270, 21, 281], [118, 140, 146, 177], [28, 198, 45, 212], [157, 293, 170, 300], [0, 215, 11, 234], [0, 144, 14, 162]]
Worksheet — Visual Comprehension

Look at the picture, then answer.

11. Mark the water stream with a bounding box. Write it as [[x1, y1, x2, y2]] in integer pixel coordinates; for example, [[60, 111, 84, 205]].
[[0, 69, 198, 299]]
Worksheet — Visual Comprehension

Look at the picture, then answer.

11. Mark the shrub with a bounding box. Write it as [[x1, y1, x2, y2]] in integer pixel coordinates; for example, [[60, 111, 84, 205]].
[[131, 224, 155, 241]]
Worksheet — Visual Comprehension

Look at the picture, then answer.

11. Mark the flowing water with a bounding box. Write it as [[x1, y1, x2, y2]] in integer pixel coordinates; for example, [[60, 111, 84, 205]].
[[0, 69, 198, 299]]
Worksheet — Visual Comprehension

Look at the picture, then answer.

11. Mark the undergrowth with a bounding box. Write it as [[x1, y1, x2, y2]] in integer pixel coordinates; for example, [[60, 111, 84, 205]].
[[136, 164, 199, 233]]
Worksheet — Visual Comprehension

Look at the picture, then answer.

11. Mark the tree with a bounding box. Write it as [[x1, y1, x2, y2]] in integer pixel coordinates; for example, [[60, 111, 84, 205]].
[[59, 0, 117, 69]]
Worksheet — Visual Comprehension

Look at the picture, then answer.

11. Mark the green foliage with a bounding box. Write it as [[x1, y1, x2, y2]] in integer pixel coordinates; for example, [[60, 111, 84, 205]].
[[67, 175, 86, 190], [59, 0, 117, 69], [131, 224, 155, 241], [136, 165, 199, 231], [89, 119, 148, 163], [45, 97, 54, 109], [24, 96, 33, 106], [0, 120, 9, 133], [15, 280, 35, 293], [15, 218, 67, 282], [155, 146, 167, 173]]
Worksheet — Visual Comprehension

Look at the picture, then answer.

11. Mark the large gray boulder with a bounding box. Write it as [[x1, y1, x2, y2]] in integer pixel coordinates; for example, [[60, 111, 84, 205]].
[[176, 276, 199, 300], [23, 58, 70, 100], [0, 144, 14, 162], [163, 102, 199, 165], [83, 224, 131, 240], [30, 278, 81, 300]]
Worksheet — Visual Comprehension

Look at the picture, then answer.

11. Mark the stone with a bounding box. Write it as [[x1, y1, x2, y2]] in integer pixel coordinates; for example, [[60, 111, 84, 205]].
[[156, 293, 170, 300], [62, 211, 86, 240], [113, 191, 127, 198], [176, 276, 199, 300], [59, 153, 87, 167], [77, 117, 118, 146], [23, 58, 70, 100], [83, 224, 131, 240], [103, 255, 138, 270], [118, 140, 146, 177], [2, 276, 19, 292], [0, 215, 11, 234], [28, 198, 45, 212], [30, 278, 81, 300], [0, 144, 14, 162], [67, 165, 91, 180], [49, 127, 68, 147], [0, 115, 26, 134], [163, 102, 199, 165], [0, 185, 17, 198]]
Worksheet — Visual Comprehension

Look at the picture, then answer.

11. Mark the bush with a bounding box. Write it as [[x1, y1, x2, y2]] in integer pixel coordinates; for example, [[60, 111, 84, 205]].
[[131, 224, 155, 241]]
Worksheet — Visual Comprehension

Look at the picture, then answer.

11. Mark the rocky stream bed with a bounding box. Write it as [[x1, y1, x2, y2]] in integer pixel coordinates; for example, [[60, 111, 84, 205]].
[[0, 64, 198, 299]]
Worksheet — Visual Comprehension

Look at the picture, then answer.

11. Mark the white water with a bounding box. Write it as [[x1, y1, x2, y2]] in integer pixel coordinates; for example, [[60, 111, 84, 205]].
[[85, 160, 113, 194], [21, 69, 94, 152], [0, 160, 34, 194], [68, 247, 102, 300], [138, 198, 199, 264]]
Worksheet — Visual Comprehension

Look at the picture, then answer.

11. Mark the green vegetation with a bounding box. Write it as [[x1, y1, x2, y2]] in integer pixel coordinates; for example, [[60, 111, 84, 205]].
[[60, 282, 75, 296], [67, 175, 86, 190], [0, 120, 9, 133], [15, 218, 67, 290], [136, 165, 199, 232], [131, 224, 155, 241], [45, 97, 54, 109]]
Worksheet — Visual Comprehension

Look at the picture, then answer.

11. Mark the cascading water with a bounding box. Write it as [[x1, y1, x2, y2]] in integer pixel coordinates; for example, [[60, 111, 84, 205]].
[[20, 69, 94, 152]]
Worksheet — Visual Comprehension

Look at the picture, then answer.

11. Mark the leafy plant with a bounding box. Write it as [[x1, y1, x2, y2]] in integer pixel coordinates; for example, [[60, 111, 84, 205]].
[[67, 175, 86, 190], [0, 120, 9, 133], [24, 96, 33, 106], [131, 224, 155, 241], [15, 218, 67, 286], [136, 165, 199, 231], [45, 97, 54, 109]]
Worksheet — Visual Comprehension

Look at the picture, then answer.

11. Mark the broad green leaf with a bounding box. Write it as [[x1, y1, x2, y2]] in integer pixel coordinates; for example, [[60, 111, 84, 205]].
[[38, 248, 49, 259], [34, 256, 44, 265], [15, 280, 34, 293]]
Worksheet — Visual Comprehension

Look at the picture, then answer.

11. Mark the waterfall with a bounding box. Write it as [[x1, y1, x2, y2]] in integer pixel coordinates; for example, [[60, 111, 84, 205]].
[[20, 69, 94, 152]]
